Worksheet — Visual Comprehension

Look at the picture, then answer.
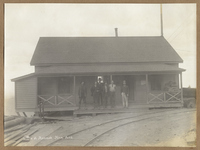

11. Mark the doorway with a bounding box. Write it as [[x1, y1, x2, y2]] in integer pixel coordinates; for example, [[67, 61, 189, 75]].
[[134, 75, 147, 103]]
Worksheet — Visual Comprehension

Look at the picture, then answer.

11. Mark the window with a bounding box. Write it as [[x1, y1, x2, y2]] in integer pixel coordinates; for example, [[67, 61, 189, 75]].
[[150, 75, 162, 90], [38, 77, 57, 95], [38, 77, 71, 95], [58, 77, 71, 94]]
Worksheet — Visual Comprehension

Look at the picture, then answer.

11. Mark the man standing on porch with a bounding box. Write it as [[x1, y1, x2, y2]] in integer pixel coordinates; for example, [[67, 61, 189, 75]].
[[98, 78, 103, 106], [103, 82, 109, 108], [78, 81, 87, 109], [121, 80, 129, 108], [109, 80, 116, 108], [91, 82, 100, 109]]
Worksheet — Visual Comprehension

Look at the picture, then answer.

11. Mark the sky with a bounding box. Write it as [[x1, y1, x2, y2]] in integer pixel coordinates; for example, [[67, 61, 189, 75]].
[[4, 4, 196, 115]]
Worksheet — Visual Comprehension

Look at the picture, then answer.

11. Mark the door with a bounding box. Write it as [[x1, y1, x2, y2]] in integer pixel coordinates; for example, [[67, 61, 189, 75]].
[[134, 75, 147, 103]]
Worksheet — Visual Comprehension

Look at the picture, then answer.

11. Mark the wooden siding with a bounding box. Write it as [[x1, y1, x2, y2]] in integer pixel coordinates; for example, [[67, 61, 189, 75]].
[[15, 77, 37, 109]]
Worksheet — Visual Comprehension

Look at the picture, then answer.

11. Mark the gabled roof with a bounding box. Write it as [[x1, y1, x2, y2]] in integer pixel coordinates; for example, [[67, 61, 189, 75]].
[[30, 36, 183, 65]]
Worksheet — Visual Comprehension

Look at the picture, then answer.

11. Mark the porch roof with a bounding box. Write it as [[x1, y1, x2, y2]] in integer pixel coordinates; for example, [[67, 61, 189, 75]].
[[37, 63, 185, 74], [11, 64, 185, 81]]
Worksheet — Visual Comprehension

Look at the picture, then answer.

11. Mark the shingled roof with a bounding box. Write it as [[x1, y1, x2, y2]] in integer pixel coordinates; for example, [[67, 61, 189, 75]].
[[30, 36, 183, 65]]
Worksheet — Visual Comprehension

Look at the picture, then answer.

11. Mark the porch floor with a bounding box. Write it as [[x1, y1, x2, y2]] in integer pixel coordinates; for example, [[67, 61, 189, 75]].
[[73, 102, 183, 115], [39, 101, 183, 115]]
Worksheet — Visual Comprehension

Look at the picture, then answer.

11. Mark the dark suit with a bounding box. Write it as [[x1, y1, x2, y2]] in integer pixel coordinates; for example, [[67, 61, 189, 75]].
[[97, 82, 103, 106], [91, 85, 100, 108], [102, 85, 109, 108]]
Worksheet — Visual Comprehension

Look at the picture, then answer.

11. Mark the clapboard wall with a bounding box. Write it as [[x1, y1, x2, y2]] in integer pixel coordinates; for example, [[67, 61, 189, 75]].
[[15, 77, 37, 112]]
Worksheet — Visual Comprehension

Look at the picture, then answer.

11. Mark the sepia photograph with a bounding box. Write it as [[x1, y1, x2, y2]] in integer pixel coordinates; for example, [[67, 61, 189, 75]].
[[4, 3, 196, 147]]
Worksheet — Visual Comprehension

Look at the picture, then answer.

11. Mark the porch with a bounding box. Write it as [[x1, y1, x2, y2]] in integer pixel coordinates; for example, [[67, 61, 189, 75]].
[[36, 73, 184, 112]]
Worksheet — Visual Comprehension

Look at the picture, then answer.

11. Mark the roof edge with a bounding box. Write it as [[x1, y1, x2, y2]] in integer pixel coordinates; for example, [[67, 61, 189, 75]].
[[38, 35, 163, 38], [162, 37, 184, 62], [11, 73, 36, 82], [31, 61, 183, 66]]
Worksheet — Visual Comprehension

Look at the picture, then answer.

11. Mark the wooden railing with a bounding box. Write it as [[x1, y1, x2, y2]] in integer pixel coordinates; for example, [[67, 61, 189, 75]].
[[38, 94, 76, 106], [148, 89, 182, 103], [149, 92, 165, 103]]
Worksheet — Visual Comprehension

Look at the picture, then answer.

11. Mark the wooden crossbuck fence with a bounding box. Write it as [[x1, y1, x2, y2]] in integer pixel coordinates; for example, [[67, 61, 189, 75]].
[[148, 89, 182, 103], [38, 94, 76, 106]]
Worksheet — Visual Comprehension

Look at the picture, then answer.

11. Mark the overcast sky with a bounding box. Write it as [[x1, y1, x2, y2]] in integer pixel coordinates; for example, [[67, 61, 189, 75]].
[[4, 3, 196, 115]]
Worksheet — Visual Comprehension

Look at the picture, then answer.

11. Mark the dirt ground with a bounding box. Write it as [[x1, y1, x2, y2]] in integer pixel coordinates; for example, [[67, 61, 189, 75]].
[[34, 108, 196, 147], [92, 110, 196, 147]]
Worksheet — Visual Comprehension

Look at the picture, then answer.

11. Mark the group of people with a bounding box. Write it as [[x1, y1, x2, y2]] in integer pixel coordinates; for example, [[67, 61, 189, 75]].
[[78, 78, 129, 109]]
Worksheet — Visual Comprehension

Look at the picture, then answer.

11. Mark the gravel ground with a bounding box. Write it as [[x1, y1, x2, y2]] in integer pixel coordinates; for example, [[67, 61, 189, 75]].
[[35, 108, 196, 147]]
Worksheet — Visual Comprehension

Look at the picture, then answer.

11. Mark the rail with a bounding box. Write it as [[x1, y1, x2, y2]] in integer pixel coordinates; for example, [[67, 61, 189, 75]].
[[84, 109, 195, 146], [43, 108, 195, 146], [148, 89, 182, 103], [37, 94, 75, 106]]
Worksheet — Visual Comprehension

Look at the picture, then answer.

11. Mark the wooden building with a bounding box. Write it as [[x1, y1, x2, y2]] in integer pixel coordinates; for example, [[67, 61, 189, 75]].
[[12, 35, 185, 114]]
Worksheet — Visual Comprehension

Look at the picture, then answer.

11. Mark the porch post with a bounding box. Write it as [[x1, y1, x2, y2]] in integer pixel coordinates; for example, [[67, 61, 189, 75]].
[[73, 76, 76, 105], [180, 73, 183, 104], [55, 78, 58, 105], [146, 74, 149, 104]]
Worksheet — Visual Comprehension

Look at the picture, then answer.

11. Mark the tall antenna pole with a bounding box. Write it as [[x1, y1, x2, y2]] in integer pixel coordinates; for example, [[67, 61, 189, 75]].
[[160, 4, 163, 36]]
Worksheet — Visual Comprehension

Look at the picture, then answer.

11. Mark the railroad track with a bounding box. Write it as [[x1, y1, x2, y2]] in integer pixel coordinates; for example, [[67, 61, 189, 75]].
[[84, 110, 195, 146], [42, 108, 195, 146]]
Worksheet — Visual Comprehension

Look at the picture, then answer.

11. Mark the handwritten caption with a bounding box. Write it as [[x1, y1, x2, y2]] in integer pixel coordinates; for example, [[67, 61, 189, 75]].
[[30, 136, 73, 140]]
